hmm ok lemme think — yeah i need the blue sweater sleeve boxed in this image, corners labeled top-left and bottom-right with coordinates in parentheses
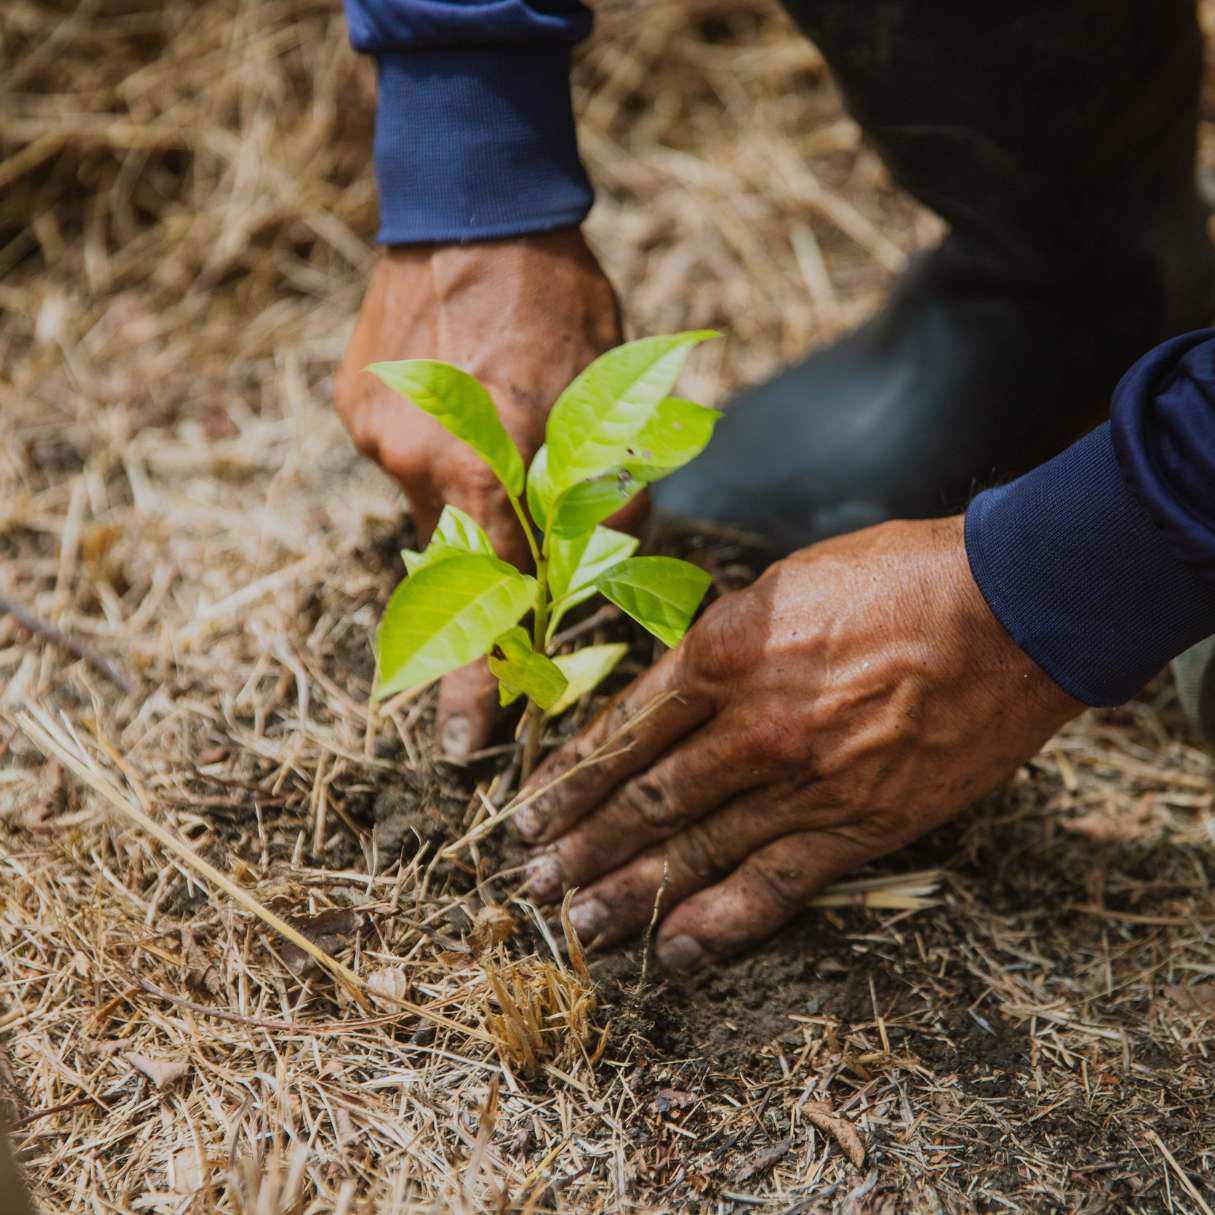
top-left (343, 1), bottom-right (594, 244)
top-left (965, 331), bottom-right (1215, 706)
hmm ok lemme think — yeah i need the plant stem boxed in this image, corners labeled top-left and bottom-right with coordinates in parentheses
top-left (506, 494), bottom-right (541, 570)
top-left (520, 532), bottom-right (552, 783)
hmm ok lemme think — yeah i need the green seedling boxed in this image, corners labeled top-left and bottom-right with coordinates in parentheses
top-left (368, 331), bottom-right (721, 777)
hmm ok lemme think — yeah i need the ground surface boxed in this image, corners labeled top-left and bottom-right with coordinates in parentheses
top-left (2, 1), bottom-right (1215, 1212)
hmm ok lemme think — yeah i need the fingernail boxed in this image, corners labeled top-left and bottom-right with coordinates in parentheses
top-left (569, 898), bottom-right (609, 941)
top-left (512, 796), bottom-right (550, 842)
top-left (657, 934), bottom-right (705, 973)
top-left (525, 851), bottom-right (564, 900)
top-left (440, 714), bottom-right (471, 759)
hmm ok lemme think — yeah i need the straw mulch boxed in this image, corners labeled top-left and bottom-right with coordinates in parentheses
top-left (2, 1), bottom-right (1214, 1211)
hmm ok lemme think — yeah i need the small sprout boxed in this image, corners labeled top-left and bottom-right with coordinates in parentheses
top-left (367, 332), bottom-right (721, 778)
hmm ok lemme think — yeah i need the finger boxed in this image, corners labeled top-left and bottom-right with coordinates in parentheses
top-left (514, 648), bottom-right (714, 844)
top-left (654, 830), bottom-right (871, 972)
top-left (436, 659), bottom-right (500, 760)
top-left (561, 784), bottom-right (804, 945)
top-left (406, 483), bottom-right (443, 548)
top-left (524, 716), bottom-right (760, 900)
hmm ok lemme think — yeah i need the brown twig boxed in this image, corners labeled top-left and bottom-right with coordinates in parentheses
top-left (0, 593), bottom-right (131, 693)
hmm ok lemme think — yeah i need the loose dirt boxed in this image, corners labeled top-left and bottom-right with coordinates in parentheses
top-left (2, 1), bottom-right (1214, 1211)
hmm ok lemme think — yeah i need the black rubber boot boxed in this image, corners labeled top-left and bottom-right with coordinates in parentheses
top-left (653, 0), bottom-right (1215, 553)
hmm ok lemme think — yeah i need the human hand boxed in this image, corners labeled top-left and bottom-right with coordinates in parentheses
top-left (336, 229), bottom-right (623, 756)
top-left (516, 516), bottom-right (1082, 970)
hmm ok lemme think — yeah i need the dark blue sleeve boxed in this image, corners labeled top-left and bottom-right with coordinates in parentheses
top-left (343, 1), bottom-right (594, 244)
top-left (965, 331), bottom-right (1215, 706)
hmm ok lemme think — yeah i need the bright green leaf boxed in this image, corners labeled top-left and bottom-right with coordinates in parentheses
top-left (543, 397), bottom-right (721, 540)
top-left (400, 504), bottom-right (496, 576)
top-left (401, 542), bottom-right (462, 577)
top-left (375, 554), bottom-right (536, 700)
top-left (545, 331), bottom-right (718, 498)
top-left (526, 443), bottom-right (552, 530)
top-left (432, 504), bottom-right (495, 556)
top-left (367, 359), bottom-right (524, 496)
top-left (548, 470), bottom-right (644, 540)
top-left (625, 397), bottom-right (722, 479)
top-left (547, 644), bottom-right (628, 716)
top-left (593, 556), bottom-right (712, 649)
top-left (549, 526), bottom-right (638, 602)
top-left (487, 626), bottom-right (568, 711)
top-left (547, 526), bottom-right (638, 641)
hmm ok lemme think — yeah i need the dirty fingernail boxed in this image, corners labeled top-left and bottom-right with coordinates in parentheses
top-left (569, 898), bottom-right (609, 941)
top-left (440, 715), bottom-right (471, 759)
top-left (512, 797), bottom-right (550, 841)
top-left (657, 934), bottom-right (705, 973)
top-left (525, 852), bottom-right (564, 900)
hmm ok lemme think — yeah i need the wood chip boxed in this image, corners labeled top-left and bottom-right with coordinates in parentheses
top-left (126, 1053), bottom-right (189, 1090)
top-left (802, 1100), bottom-right (865, 1168)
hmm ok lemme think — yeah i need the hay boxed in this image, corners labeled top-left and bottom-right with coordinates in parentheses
top-left (1, 0), bottom-right (1214, 1211)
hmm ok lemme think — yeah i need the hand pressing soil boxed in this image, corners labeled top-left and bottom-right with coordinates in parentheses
top-left (516, 515), bottom-right (1082, 969)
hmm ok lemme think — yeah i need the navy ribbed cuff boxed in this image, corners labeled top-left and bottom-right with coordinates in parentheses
top-left (373, 46), bottom-right (593, 245)
top-left (965, 422), bottom-right (1215, 706)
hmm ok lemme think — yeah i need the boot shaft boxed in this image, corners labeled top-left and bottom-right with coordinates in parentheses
top-left (780, 0), bottom-right (1209, 311)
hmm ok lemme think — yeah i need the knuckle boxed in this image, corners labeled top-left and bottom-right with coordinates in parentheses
top-left (381, 454), bottom-right (431, 501)
top-left (614, 774), bottom-right (679, 830)
top-left (688, 597), bottom-right (753, 685)
top-left (750, 854), bottom-right (808, 912)
top-left (447, 455), bottom-right (507, 504)
top-left (755, 716), bottom-right (812, 769)
top-left (673, 822), bottom-right (731, 884)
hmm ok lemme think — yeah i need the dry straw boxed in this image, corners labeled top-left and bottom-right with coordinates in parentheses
top-left (1, 0), bottom-right (1214, 1210)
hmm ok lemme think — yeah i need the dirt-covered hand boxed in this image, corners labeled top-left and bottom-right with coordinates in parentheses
top-left (516, 516), bottom-right (1083, 970)
top-left (335, 229), bottom-right (622, 757)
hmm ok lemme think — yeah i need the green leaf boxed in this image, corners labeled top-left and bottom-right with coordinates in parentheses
top-left (593, 556), bottom-right (712, 649)
top-left (400, 504), bottom-right (496, 575)
top-left (542, 397), bottom-right (721, 541)
top-left (549, 526), bottom-right (639, 602)
top-left (401, 542), bottom-right (460, 577)
top-left (547, 526), bottom-right (638, 640)
top-left (487, 626), bottom-right (568, 711)
top-left (547, 644), bottom-right (628, 716)
top-left (625, 397), bottom-right (722, 479)
top-left (526, 443), bottom-right (552, 531)
top-left (548, 470), bottom-right (644, 540)
top-left (545, 331), bottom-right (717, 498)
top-left (375, 554), bottom-right (536, 700)
top-left (367, 359), bottom-right (525, 496)
top-left (432, 504), bottom-right (495, 556)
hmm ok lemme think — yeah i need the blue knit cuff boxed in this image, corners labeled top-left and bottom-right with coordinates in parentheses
top-left (374, 46), bottom-right (593, 245)
top-left (965, 422), bottom-right (1215, 706)
top-left (1110, 329), bottom-right (1215, 581)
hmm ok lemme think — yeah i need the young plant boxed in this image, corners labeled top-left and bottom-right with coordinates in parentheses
top-left (368, 331), bottom-right (721, 778)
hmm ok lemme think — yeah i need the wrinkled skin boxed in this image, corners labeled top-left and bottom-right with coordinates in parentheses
top-left (335, 229), bottom-right (623, 756)
top-left (516, 516), bottom-right (1083, 970)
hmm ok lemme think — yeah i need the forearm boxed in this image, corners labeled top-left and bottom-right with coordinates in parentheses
top-left (343, 1), bottom-right (594, 244)
top-left (965, 330), bottom-right (1215, 706)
